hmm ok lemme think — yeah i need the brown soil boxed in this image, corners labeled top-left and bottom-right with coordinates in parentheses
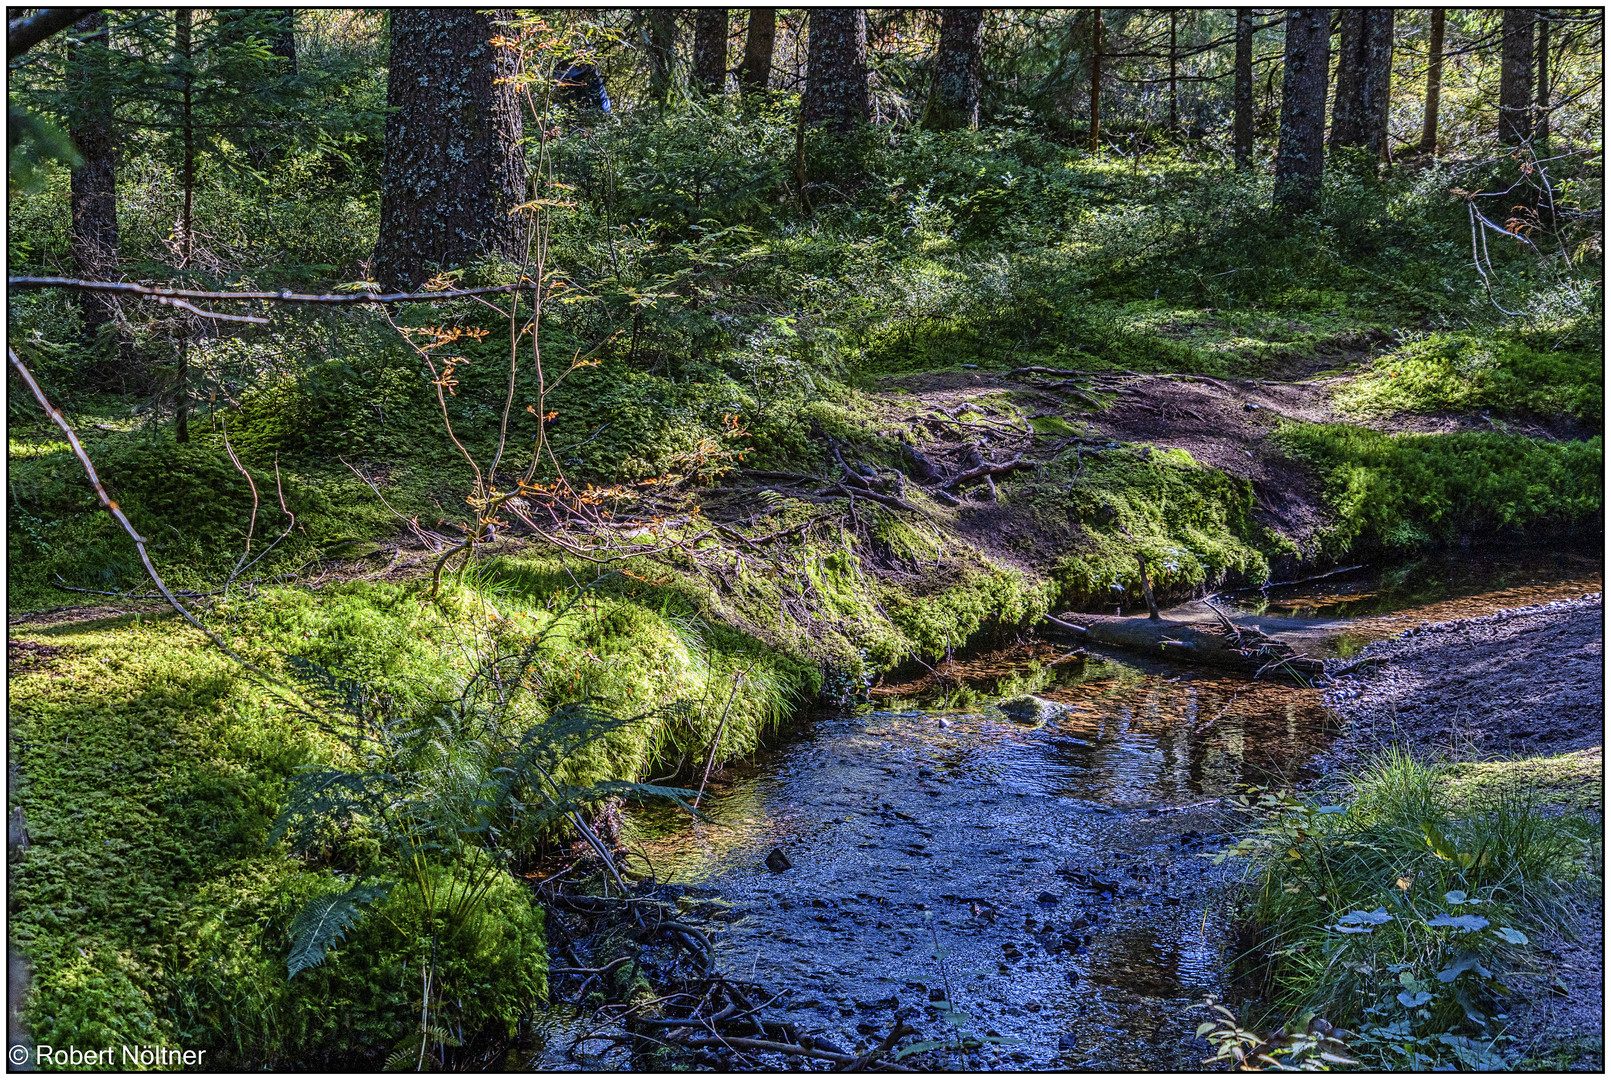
top-left (871, 367), bottom-right (1573, 582)
top-left (6, 639), bottom-right (70, 672)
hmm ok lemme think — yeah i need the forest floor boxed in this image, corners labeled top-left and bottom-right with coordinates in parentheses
top-left (1319, 593), bottom-right (1604, 1070)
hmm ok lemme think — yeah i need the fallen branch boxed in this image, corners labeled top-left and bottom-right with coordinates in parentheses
top-left (670, 1033), bottom-right (916, 1071)
top-left (830, 483), bottom-right (922, 514)
top-left (1041, 613), bottom-right (1092, 635)
top-left (942, 453), bottom-right (1027, 490)
top-left (8, 275), bottom-right (538, 307)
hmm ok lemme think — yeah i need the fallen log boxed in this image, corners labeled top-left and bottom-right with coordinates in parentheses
top-left (1040, 612), bottom-right (1326, 679)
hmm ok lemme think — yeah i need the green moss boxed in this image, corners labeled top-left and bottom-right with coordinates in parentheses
top-left (877, 554), bottom-right (1054, 660)
top-left (1443, 749), bottom-right (1603, 814)
top-left (1337, 329), bottom-right (1602, 423)
top-left (1274, 423), bottom-right (1602, 556)
top-left (1014, 443), bottom-right (1271, 607)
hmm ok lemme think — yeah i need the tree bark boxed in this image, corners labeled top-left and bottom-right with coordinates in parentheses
top-left (645, 8), bottom-right (679, 104)
top-left (1330, 9), bottom-right (1365, 150)
top-left (1233, 8), bottom-right (1254, 167)
top-left (1274, 8), bottom-right (1330, 215)
top-left (1498, 8), bottom-right (1535, 145)
top-left (66, 10), bottom-right (120, 336)
top-left (1087, 10), bottom-right (1102, 153)
top-left (739, 8), bottom-right (775, 92)
top-left (1332, 9), bottom-right (1401, 158)
top-left (1043, 613), bottom-right (1326, 679)
top-left (370, 9), bottom-right (526, 292)
top-left (1362, 9), bottom-right (1394, 160)
top-left (693, 8), bottom-right (728, 93)
top-left (801, 8), bottom-right (868, 134)
top-left (1168, 9), bottom-right (1179, 133)
top-left (1534, 10), bottom-right (1550, 151)
top-left (175, 8), bottom-right (194, 442)
top-left (921, 7), bottom-right (983, 130)
top-left (1420, 8), bottom-right (1444, 152)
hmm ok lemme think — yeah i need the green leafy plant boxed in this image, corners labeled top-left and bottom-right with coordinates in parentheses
top-left (1216, 750), bottom-right (1599, 1070)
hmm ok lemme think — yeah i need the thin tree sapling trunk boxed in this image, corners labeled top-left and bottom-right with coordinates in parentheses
top-left (1088, 10), bottom-right (1102, 153)
top-left (1420, 8), bottom-right (1444, 152)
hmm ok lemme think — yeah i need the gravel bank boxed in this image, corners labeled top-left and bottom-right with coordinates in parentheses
top-left (1317, 593), bottom-right (1603, 770)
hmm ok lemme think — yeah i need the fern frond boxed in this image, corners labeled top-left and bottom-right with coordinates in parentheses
top-left (286, 880), bottom-right (392, 979)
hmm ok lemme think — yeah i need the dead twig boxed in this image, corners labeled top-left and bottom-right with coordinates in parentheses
top-left (9, 346), bottom-right (266, 677)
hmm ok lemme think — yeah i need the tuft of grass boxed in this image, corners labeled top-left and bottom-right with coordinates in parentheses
top-left (1225, 748), bottom-right (1600, 1069)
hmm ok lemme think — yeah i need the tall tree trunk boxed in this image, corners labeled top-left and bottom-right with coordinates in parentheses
top-left (1420, 8), bottom-right (1444, 152)
top-left (1330, 8), bottom-right (1365, 150)
top-left (1331, 8), bottom-right (1390, 158)
top-left (371, 9), bottom-right (526, 292)
top-left (177, 9), bottom-right (194, 270)
top-left (1088, 10), bottom-right (1102, 153)
top-left (1233, 8), bottom-right (1254, 167)
top-left (740, 8), bottom-right (775, 92)
top-left (1168, 9), bottom-right (1178, 133)
top-left (1274, 8), bottom-right (1330, 215)
top-left (175, 8), bottom-right (194, 442)
top-left (921, 7), bottom-right (983, 130)
top-left (645, 8), bottom-right (679, 104)
top-left (1363, 9), bottom-right (1394, 160)
top-left (801, 8), bottom-right (868, 133)
top-left (693, 8), bottom-right (728, 93)
top-left (1498, 8), bottom-right (1535, 145)
top-left (1534, 11), bottom-right (1550, 151)
top-left (67, 10), bottom-right (120, 336)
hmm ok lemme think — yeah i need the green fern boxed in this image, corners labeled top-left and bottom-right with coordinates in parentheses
top-left (286, 880), bottom-right (393, 979)
top-left (383, 1025), bottom-right (459, 1071)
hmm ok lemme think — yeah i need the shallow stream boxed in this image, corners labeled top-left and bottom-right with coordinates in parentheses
top-left (535, 548), bottom-right (1600, 1070)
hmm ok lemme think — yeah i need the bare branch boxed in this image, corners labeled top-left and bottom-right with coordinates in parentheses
top-left (8, 346), bottom-right (267, 676)
top-left (7, 276), bottom-right (538, 307)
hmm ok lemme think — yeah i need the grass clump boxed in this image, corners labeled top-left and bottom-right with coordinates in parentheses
top-left (1226, 749), bottom-right (1601, 1070)
top-left (1274, 424), bottom-right (1602, 555)
top-left (1337, 329), bottom-right (1603, 423)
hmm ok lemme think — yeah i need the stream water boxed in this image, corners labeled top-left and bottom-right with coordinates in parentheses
top-left (532, 548), bottom-right (1600, 1070)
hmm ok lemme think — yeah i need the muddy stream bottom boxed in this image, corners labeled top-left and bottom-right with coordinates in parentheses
top-left (528, 552), bottom-right (1599, 1070)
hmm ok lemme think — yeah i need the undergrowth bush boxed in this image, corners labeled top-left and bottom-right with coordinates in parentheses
top-left (1337, 328), bottom-right (1603, 423)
